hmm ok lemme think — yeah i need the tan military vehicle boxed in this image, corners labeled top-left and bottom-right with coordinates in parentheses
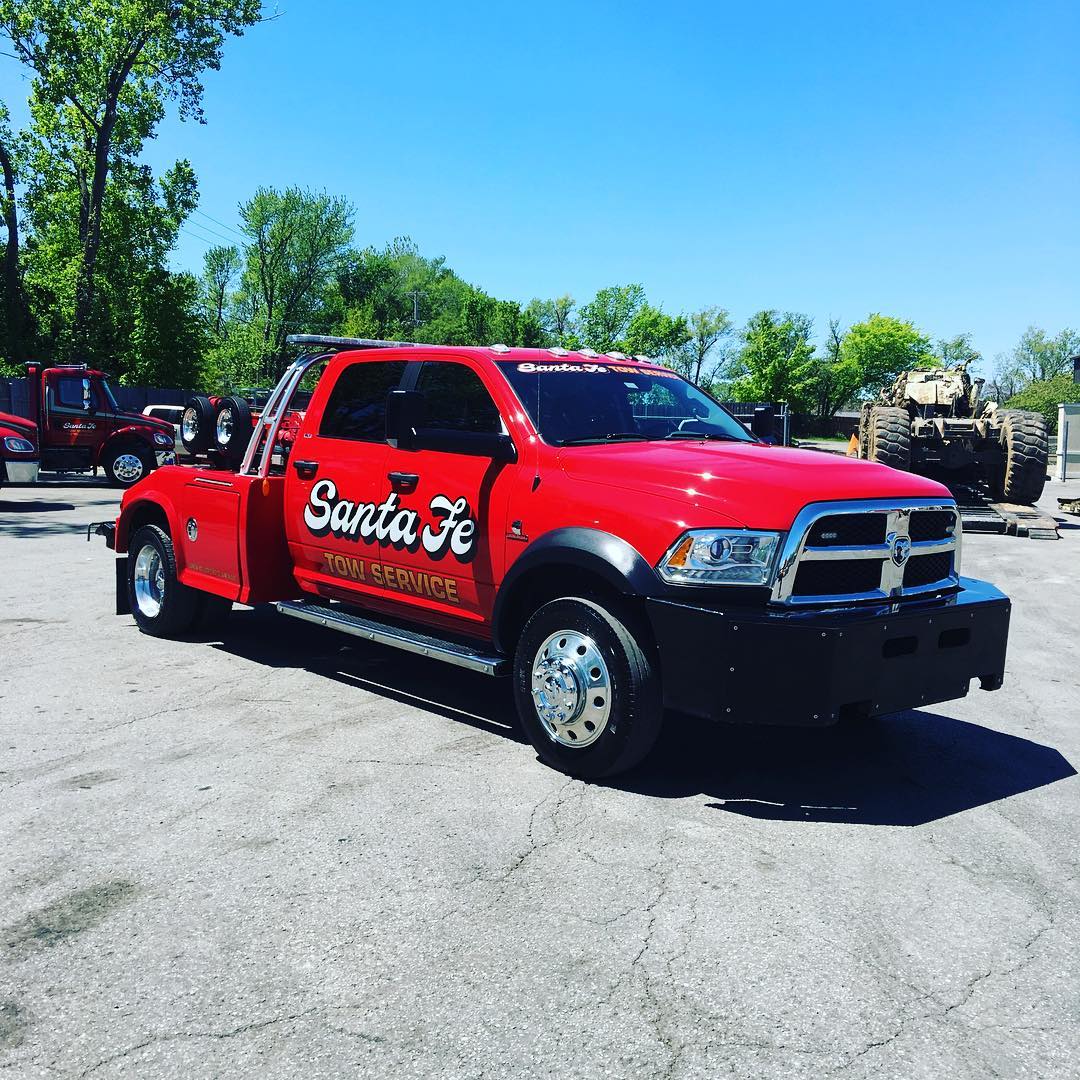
top-left (857, 362), bottom-right (1048, 504)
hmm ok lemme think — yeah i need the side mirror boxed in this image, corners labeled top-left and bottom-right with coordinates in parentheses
top-left (750, 406), bottom-right (774, 442)
top-left (413, 429), bottom-right (517, 461)
top-left (385, 389), bottom-right (425, 450)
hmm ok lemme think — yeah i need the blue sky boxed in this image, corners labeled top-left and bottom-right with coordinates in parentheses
top-left (2, 1), bottom-right (1077, 368)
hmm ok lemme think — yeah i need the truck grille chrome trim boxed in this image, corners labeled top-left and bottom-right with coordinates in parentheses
top-left (770, 499), bottom-right (961, 605)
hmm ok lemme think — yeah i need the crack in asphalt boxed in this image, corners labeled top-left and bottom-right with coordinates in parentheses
top-left (75, 1009), bottom-right (385, 1076)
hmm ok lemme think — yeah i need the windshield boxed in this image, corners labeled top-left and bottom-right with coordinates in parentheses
top-left (498, 361), bottom-right (753, 446)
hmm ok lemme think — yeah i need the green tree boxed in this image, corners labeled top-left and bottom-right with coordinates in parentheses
top-left (236, 186), bottom-right (354, 377)
top-left (577, 284), bottom-right (645, 352)
top-left (935, 332), bottom-right (980, 368)
top-left (993, 326), bottom-right (1080, 399)
top-left (729, 311), bottom-right (817, 408)
top-left (667, 306), bottom-right (732, 388)
top-left (526, 294), bottom-right (575, 345)
top-left (1006, 374), bottom-right (1080, 432)
top-left (202, 244), bottom-right (241, 337)
top-left (0, 0), bottom-right (262, 359)
top-left (623, 303), bottom-right (690, 359)
top-left (839, 313), bottom-right (935, 399)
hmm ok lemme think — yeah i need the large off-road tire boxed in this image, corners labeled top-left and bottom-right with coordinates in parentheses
top-left (513, 596), bottom-right (663, 779)
top-left (104, 444), bottom-right (154, 488)
top-left (213, 395), bottom-right (253, 468)
top-left (180, 395), bottom-right (215, 454)
top-left (990, 410), bottom-right (1048, 505)
top-left (127, 525), bottom-right (204, 638)
top-left (868, 406), bottom-right (912, 470)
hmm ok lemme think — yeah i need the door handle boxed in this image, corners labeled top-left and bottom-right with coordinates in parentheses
top-left (293, 459), bottom-right (318, 480)
top-left (388, 471), bottom-right (420, 489)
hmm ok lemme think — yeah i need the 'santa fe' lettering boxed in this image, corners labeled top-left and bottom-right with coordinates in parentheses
top-left (304, 479), bottom-right (477, 562)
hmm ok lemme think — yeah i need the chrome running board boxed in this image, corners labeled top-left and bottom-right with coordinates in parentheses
top-left (276, 599), bottom-right (509, 676)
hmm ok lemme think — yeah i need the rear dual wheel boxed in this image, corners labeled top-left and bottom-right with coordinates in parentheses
top-left (513, 597), bottom-right (663, 779)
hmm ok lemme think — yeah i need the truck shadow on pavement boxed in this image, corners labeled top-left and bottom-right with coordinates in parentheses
top-left (212, 607), bottom-right (1075, 827)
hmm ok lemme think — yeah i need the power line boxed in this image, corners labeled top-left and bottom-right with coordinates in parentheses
top-left (192, 208), bottom-right (246, 241)
top-left (182, 216), bottom-right (240, 246)
top-left (180, 225), bottom-right (222, 249)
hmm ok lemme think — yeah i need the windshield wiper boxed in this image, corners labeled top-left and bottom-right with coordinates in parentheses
top-left (560, 432), bottom-right (650, 446)
top-left (664, 431), bottom-right (747, 442)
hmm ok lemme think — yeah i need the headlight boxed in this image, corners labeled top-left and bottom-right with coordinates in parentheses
top-left (153, 431), bottom-right (173, 447)
top-left (2, 436), bottom-right (35, 454)
top-left (658, 529), bottom-right (781, 585)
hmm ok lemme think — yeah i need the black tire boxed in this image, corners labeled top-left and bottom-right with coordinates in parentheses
top-left (104, 444), bottom-right (154, 488)
top-left (127, 525), bottom-right (203, 638)
top-left (213, 395), bottom-right (253, 468)
top-left (181, 395), bottom-right (215, 454)
top-left (513, 596), bottom-right (663, 779)
top-left (868, 406), bottom-right (911, 470)
top-left (991, 409), bottom-right (1048, 504)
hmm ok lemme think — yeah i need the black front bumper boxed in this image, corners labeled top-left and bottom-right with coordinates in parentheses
top-left (646, 576), bottom-right (1010, 726)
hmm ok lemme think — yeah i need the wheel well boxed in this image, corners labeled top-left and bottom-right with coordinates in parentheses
top-left (122, 501), bottom-right (170, 551)
top-left (494, 564), bottom-right (643, 655)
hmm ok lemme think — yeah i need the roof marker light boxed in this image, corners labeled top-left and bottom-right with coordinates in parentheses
top-left (548, 347), bottom-right (570, 356)
top-left (579, 348), bottom-right (600, 358)
top-left (491, 343), bottom-right (511, 353)
top-left (605, 351), bottom-right (628, 360)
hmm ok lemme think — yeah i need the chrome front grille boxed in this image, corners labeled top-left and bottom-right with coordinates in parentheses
top-left (771, 500), bottom-right (961, 605)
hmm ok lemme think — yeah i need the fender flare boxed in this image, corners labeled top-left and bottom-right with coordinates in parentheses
top-left (491, 527), bottom-right (661, 653)
top-left (116, 492), bottom-right (180, 554)
top-left (95, 427), bottom-right (158, 468)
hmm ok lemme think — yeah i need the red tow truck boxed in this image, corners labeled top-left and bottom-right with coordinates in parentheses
top-left (13, 362), bottom-right (176, 487)
top-left (92, 335), bottom-right (1011, 778)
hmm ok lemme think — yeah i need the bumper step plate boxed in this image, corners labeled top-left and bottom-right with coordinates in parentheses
top-left (276, 599), bottom-right (509, 676)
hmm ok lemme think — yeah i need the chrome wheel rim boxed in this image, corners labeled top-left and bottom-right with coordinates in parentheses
top-left (181, 409), bottom-right (199, 442)
top-left (531, 629), bottom-right (612, 748)
top-left (216, 410), bottom-right (233, 446)
top-left (113, 453), bottom-right (144, 483)
top-left (133, 543), bottom-right (166, 618)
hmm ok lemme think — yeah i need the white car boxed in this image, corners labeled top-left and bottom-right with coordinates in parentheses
top-left (142, 405), bottom-right (190, 456)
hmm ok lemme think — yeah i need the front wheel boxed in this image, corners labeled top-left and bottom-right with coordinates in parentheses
top-left (513, 597), bottom-right (663, 779)
top-left (104, 445), bottom-right (153, 488)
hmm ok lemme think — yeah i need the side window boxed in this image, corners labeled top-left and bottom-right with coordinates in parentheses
top-left (320, 361), bottom-right (407, 441)
top-left (416, 362), bottom-right (502, 434)
top-left (56, 377), bottom-right (91, 411)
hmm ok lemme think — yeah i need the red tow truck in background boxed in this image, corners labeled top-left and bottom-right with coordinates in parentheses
top-left (91, 335), bottom-right (1011, 778)
top-left (6, 362), bottom-right (176, 487)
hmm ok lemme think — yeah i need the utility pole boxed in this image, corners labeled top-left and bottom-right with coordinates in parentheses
top-left (409, 290), bottom-right (422, 327)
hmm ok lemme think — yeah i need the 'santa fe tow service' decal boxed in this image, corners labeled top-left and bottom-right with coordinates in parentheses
top-left (304, 479), bottom-right (477, 562)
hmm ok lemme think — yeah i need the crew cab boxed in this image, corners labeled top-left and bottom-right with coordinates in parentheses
top-left (16, 362), bottom-right (176, 487)
top-left (92, 335), bottom-right (1011, 778)
top-left (0, 409), bottom-right (39, 488)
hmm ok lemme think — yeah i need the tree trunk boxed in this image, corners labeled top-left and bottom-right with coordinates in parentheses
top-left (0, 134), bottom-right (32, 366)
top-left (70, 106), bottom-right (118, 360)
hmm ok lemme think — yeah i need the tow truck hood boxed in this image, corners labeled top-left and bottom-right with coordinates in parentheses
top-left (114, 409), bottom-right (173, 434)
top-left (557, 441), bottom-right (951, 530)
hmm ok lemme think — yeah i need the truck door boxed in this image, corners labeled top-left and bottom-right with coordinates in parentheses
top-left (380, 358), bottom-right (519, 628)
top-left (43, 372), bottom-right (102, 452)
top-left (285, 358), bottom-right (408, 598)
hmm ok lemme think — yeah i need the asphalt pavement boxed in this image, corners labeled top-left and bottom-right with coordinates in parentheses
top-left (1, 477), bottom-right (1078, 1079)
